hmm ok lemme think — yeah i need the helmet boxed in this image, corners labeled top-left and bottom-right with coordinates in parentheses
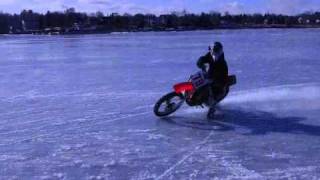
top-left (213, 42), bottom-right (223, 53)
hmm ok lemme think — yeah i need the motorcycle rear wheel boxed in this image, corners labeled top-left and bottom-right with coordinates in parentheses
top-left (154, 92), bottom-right (185, 117)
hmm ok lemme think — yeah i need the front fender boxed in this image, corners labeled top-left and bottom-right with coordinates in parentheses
top-left (173, 82), bottom-right (194, 94)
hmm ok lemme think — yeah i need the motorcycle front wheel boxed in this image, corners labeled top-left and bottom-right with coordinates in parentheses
top-left (154, 92), bottom-right (185, 117)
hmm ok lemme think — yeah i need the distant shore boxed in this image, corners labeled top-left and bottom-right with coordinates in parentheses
top-left (1, 9), bottom-right (320, 35)
top-left (6, 24), bottom-right (320, 36)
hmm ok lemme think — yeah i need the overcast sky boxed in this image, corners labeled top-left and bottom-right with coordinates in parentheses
top-left (0, 0), bottom-right (320, 15)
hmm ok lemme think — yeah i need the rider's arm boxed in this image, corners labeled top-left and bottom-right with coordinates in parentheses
top-left (197, 53), bottom-right (210, 71)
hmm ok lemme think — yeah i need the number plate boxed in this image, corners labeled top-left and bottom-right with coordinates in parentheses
top-left (190, 72), bottom-right (207, 89)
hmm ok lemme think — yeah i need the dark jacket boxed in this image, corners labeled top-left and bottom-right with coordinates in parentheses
top-left (197, 52), bottom-right (228, 85)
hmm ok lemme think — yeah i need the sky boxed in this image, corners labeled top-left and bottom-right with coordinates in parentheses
top-left (0, 0), bottom-right (320, 15)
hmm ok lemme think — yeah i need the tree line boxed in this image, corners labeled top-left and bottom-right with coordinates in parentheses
top-left (1, 8), bottom-right (320, 34)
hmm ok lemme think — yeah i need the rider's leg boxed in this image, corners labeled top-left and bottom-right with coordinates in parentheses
top-left (208, 86), bottom-right (217, 107)
top-left (207, 85), bottom-right (217, 119)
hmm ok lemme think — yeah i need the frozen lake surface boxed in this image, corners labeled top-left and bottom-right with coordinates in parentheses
top-left (0, 29), bottom-right (320, 179)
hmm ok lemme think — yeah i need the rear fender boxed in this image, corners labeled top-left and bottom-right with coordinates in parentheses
top-left (227, 75), bottom-right (237, 86)
top-left (173, 82), bottom-right (194, 94)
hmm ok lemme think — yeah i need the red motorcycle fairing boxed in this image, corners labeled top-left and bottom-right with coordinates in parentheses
top-left (173, 82), bottom-right (195, 94)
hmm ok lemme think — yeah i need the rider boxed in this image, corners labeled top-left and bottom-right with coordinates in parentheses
top-left (197, 42), bottom-right (229, 117)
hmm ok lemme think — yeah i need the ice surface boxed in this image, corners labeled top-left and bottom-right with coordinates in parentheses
top-left (0, 29), bottom-right (320, 179)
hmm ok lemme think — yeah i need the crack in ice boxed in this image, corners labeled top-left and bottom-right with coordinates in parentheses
top-left (155, 131), bottom-right (215, 180)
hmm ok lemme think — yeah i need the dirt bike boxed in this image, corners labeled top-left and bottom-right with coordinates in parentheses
top-left (153, 71), bottom-right (236, 117)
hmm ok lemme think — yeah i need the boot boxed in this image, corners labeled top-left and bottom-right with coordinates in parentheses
top-left (207, 106), bottom-right (216, 119)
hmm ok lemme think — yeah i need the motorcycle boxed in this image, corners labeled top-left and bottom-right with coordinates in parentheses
top-left (153, 71), bottom-right (236, 117)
